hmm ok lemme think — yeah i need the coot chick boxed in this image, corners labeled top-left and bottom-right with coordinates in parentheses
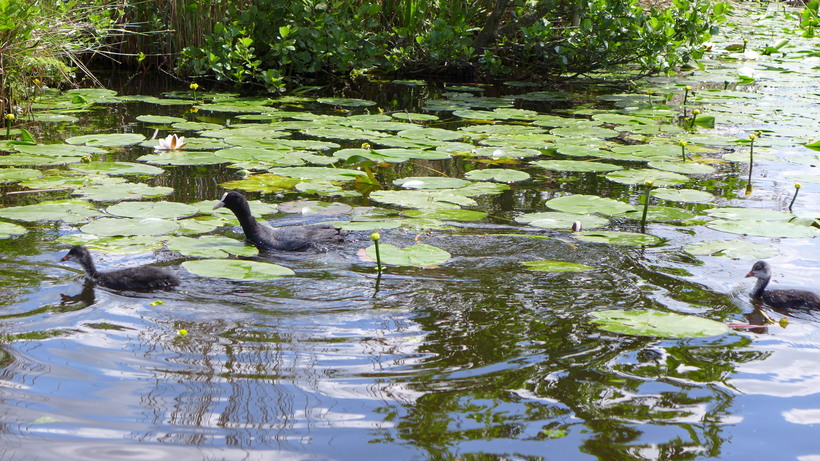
top-left (213, 191), bottom-right (347, 252)
top-left (61, 245), bottom-right (180, 291)
top-left (746, 260), bottom-right (820, 309)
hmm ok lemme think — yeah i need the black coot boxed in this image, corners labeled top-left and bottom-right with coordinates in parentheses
top-left (213, 191), bottom-right (347, 252)
top-left (746, 260), bottom-right (820, 309)
top-left (61, 245), bottom-right (180, 291)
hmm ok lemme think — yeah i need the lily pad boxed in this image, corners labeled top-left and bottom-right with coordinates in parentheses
top-left (683, 240), bottom-right (778, 259)
top-left (403, 208), bottom-right (488, 221)
top-left (317, 97), bottom-right (377, 107)
top-left (521, 260), bottom-right (594, 272)
top-left (105, 201), bottom-right (200, 219)
top-left (277, 200), bottom-right (353, 215)
top-left (574, 230), bottom-right (663, 246)
top-left (71, 162), bottom-right (165, 176)
top-left (269, 167), bottom-right (365, 182)
top-left (532, 160), bottom-right (623, 173)
top-left (166, 235), bottom-right (259, 258)
top-left (605, 169), bottom-right (690, 186)
top-left (647, 160), bottom-right (716, 175)
top-left (0, 221), bottom-right (28, 238)
top-left (651, 188), bottom-right (714, 203)
top-left (707, 219), bottom-right (820, 238)
top-left (221, 174), bottom-right (301, 193)
top-left (73, 183), bottom-right (174, 201)
top-left (705, 207), bottom-right (794, 221)
top-left (80, 217), bottom-right (179, 236)
top-left (369, 190), bottom-right (476, 209)
top-left (394, 177), bottom-right (471, 189)
top-left (0, 199), bottom-right (101, 223)
top-left (589, 309), bottom-right (729, 338)
top-left (0, 168), bottom-right (41, 183)
top-left (464, 169), bottom-right (531, 183)
top-left (515, 212), bottom-right (609, 230)
top-left (182, 259), bottom-right (295, 280)
top-left (64, 133), bottom-right (146, 147)
top-left (136, 115), bottom-right (187, 124)
top-left (364, 243), bottom-right (451, 266)
top-left (546, 195), bottom-right (636, 215)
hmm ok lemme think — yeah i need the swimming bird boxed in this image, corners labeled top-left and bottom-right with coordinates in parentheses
top-left (746, 260), bottom-right (820, 309)
top-left (61, 245), bottom-right (180, 291)
top-left (213, 191), bottom-right (347, 252)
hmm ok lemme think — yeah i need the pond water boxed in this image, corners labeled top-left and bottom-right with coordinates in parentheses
top-left (1, 4), bottom-right (820, 460)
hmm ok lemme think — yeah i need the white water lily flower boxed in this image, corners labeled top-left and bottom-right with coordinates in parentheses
top-left (155, 134), bottom-right (186, 151)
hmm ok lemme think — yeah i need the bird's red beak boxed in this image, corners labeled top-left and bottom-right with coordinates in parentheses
top-left (745, 271), bottom-right (753, 278)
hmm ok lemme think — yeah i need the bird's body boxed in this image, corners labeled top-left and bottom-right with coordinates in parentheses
top-left (213, 191), bottom-right (347, 252)
top-left (61, 245), bottom-right (180, 291)
top-left (746, 260), bottom-right (820, 309)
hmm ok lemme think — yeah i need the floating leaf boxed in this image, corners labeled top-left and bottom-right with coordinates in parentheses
top-left (403, 208), bottom-right (488, 221)
top-left (532, 160), bottom-right (623, 173)
top-left (71, 162), bottom-right (164, 176)
top-left (317, 97), bottom-right (376, 107)
top-left (106, 201), bottom-right (200, 219)
top-left (135, 115), bottom-right (187, 124)
top-left (364, 243), bottom-right (450, 266)
top-left (57, 234), bottom-right (167, 254)
top-left (515, 212), bottom-right (609, 230)
top-left (651, 188), bottom-right (714, 203)
top-left (546, 195), bottom-right (635, 215)
top-left (277, 200), bottom-right (353, 215)
top-left (182, 259), bottom-right (295, 280)
top-left (269, 167), bottom-right (365, 182)
top-left (574, 230), bottom-right (663, 246)
top-left (683, 240), bottom-right (778, 259)
top-left (73, 183), bottom-right (174, 201)
top-left (166, 235), bottom-right (258, 258)
top-left (221, 174), bottom-right (301, 193)
top-left (590, 309), bottom-right (729, 338)
top-left (705, 207), bottom-right (794, 221)
top-left (394, 177), bottom-right (471, 189)
top-left (647, 160), bottom-right (715, 175)
top-left (707, 219), bottom-right (820, 238)
top-left (0, 168), bottom-right (41, 183)
top-left (0, 199), bottom-right (101, 223)
top-left (80, 217), bottom-right (179, 236)
top-left (522, 260), bottom-right (594, 272)
top-left (0, 221), bottom-right (27, 238)
top-left (605, 169), bottom-right (689, 186)
top-left (137, 151), bottom-right (227, 166)
top-left (464, 169), bottom-right (530, 183)
top-left (64, 133), bottom-right (146, 147)
top-left (369, 190), bottom-right (476, 209)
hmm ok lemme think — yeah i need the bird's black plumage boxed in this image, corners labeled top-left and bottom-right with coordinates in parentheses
top-left (213, 191), bottom-right (347, 252)
top-left (61, 245), bottom-right (179, 291)
top-left (746, 260), bottom-right (820, 309)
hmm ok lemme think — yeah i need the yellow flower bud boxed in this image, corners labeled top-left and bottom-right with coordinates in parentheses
top-left (685, 85), bottom-right (692, 91)
top-left (795, 183), bottom-right (802, 189)
top-left (749, 134), bottom-right (757, 141)
top-left (370, 232), bottom-right (380, 242)
top-left (644, 180), bottom-right (654, 187)
top-left (692, 109), bottom-right (701, 115)
top-left (4, 113), bottom-right (15, 121)
top-left (678, 140), bottom-right (687, 147)
top-left (189, 83), bottom-right (199, 91)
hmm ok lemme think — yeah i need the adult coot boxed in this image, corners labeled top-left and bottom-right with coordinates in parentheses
top-left (61, 245), bottom-right (180, 291)
top-left (213, 191), bottom-right (347, 252)
top-left (746, 260), bottom-right (820, 309)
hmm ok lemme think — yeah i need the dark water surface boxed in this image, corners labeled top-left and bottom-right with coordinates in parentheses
top-left (2, 5), bottom-right (820, 460)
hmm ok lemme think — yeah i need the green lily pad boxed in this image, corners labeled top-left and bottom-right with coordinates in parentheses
top-left (166, 235), bottom-right (259, 258)
top-left (56, 234), bottom-right (167, 254)
top-left (269, 167), bottom-right (365, 182)
top-left (73, 183), bottom-right (174, 201)
top-left (365, 243), bottom-right (450, 266)
top-left (515, 212), bottom-right (609, 230)
top-left (546, 195), bottom-right (636, 215)
top-left (136, 115), bottom-right (187, 124)
top-left (14, 144), bottom-right (105, 157)
top-left (683, 240), bottom-right (778, 259)
top-left (647, 160), bottom-right (716, 175)
top-left (71, 162), bottom-right (165, 176)
top-left (394, 177), bottom-right (471, 189)
top-left (392, 112), bottom-right (439, 121)
top-left (589, 309), bottom-right (729, 338)
top-left (106, 201), bottom-right (200, 219)
top-left (521, 260), bottom-right (594, 272)
top-left (221, 174), bottom-right (301, 193)
top-left (317, 97), bottom-right (377, 107)
top-left (464, 169), bottom-right (530, 183)
top-left (277, 200), bottom-right (353, 215)
top-left (532, 160), bottom-right (623, 173)
top-left (369, 190), bottom-right (476, 209)
top-left (0, 221), bottom-right (27, 238)
top-left (705, 207), bottom-right (794, 221)
top-left (0, 199), bottom-right (101, 223)
top-left (605, 169), bottom-right (689, 186)
top-left (64, 133), bottom-right (146, 147)
top-left (80, 217), bottom-right (179, 236)
top-left (137, 151), bottom-right (228, 166)
top-left (0, 168), bottom-right (41, 183)
top-left (403, 208), bottom-right (488, 221)
top-left (651, 188), bottom-right (714, 203)
top-left (617, 206), bottom-right (696, 222)
top-left (707, 219), bottom-right (820, 238)
top-left (182, 259), bottom-right (295, 280)
top-left (574, 230), bottom-right (663, 246)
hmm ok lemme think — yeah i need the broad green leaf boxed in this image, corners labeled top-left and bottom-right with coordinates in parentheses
top-left (683, 240), bottom-right (778, 259)
top-left (394, 177), bottom-right (471, 189)
top-left (0, 221), bottom-right (27, 238)
top-left (651, 188), bottom-right (714, 203)
top-left (546, 195), bottom-right (636, 215)
top-left (515, 212), bottom-right (609, 230)
top-left (522, 260), bottom-right (594, 272)
top-left (464, 169), bottom-right (531, 183)
top-left (64, 133), bottom-right (146, 147)
top-left (182, 259), bottom-right (295, 280)
top-left (136, 115), bottom-right (187, 124)
top-left (574, 230), bottom-right (663, 246)
top-left (80, 217), bottom-right (179, 236)
top-left (71, 162), bottom-right (165, 176)
top-left (0, 199), bottom-right (101, 223)
top-left (707, 219), bottom-right (820, 238)
top-left (365, 243), bottom-right (450, 266)
top-left (605, 169), bottom-right (689, 186)
top-left (589, 309), bottom-right (729, 338)
top-left (166, 235), bottom-right (258, 258)
top-left (532, 160), bottom-right (623, 173)
top-left (0, 168), bottom-right (41, 183)
top-left (106, 201), bottom-right (200, 219)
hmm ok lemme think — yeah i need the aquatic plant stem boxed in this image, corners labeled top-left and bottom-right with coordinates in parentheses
top-left (747, 134), bottom-right (756, 194)
top-left (4, 113), bottom-right (14, 139)
top-left (371, 232), bottom-right (382, 274)
top-left (640, 180), bottom-right (653, 233)
top-left (789, 183), bottom-right (801, 212)
top-left (679, 140), bottom-right (687, 161)
top-left (683, 85), bottom-right (691, 105)
top-left (690, 109), bottom-right (700, 129)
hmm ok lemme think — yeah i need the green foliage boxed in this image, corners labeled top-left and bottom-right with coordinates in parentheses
top-left (172, 0), bottom-right (728, 85)
top-left (800, 0), bottom-right (819, 37)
